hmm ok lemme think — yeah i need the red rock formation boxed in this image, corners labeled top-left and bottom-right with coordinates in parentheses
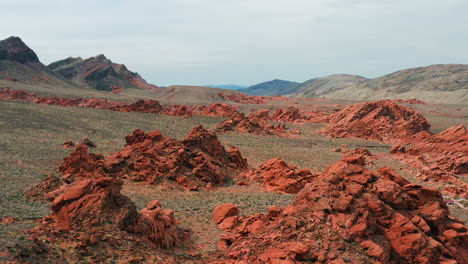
top-left (213, 203), bottom-right (240, 225)
top-left (1, 216), bottom-right (18, 225)
top-left (290, 128), bottom-right (301, 135)
top-left (166, 104), bottom-right (194, 118)
top-left (24, 175), bottom-right (62, 201)
top-left (197, 103), bottom-right (240, 117)
top-left (114, 99), bottom-right (165, 114)
top-left (218, 92), bottom-right (266, 104)
top-left (58, 145), bottom-right (105, 180)
top-left (245, 158), bottom-right (315, 194)
top-left (391, 125), bottom-right (468, 195)
top-left (62, 141), bottom-right (74, 148)
top-left (321, 100), bottom-right (431, 143)
top-left (57, 126), bottom-right (248, 190)
top-left (216, 154), bottom-right (468, 263)
top-left (215, 113), bottom-right (284, 135)
top-left (395, 98), bottom-right (427, 104)
top-left (247, 109), bottom-right (270, 121)
top-left (271, 106), bottom-right (329, 123)
top-left (31, 177), bottom-right (181, 249)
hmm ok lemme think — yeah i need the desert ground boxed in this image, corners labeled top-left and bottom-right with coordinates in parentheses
top-left (0, 83), bottom-right (467, 263)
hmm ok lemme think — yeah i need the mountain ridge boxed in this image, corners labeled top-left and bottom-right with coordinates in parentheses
top-left (239, 79), bottom-right (300, 96)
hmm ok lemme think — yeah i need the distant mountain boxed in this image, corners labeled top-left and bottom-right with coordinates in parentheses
top-left (0, 36), bottom-right (76, 87)
top-left (290, 74), bottom-right (368, 98)
top-left (239, 79), bottom-right (300, 96)
top-left (288, 65), bottom-right (468, 104)
top-left (205, 84), bottom-right (247, 90)
top-left (48, 55), bottom-right (158, 91)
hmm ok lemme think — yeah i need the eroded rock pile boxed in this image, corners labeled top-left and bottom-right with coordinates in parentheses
top-left (197, 103), bottom-right (240, 117)
top-left (26, 177), bottom-right (183, 263)
top-left (214, 154), bottom-right (468, 263)
top-left (321, 100), bottom-right (431, 142)
top-left (57, 126), bottom-right (248, 190)
top-left (218, 92), bottom-right (266, 104)
top-left (215, 113), bottom-right (287, 135)
top-left (247, 107), bottom-right (328, 124)
top-left (391, 125), bottom-right (468, 195)
top-left (244, 158), bottom-right (315, 194)
top-left (1, 88), bottom-right (249, 118)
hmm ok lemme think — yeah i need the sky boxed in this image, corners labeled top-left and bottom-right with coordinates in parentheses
top-left (2, 0), bottom-right (468, 86)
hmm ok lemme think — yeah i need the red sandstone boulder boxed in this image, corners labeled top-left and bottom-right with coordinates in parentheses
top-left (213, 203), bottom-right (240, 225)
top-left (31, 177), bottom-right (182, 249)
top-left (246, 158), bottom-right (315, 194)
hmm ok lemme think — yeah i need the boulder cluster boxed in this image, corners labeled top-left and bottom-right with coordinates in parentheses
top-left (248, 106), bottom-right (328, 124)
top-left (56, 126), bottom-right (248, 191)
top-left (32, 177), bottom-right (181, 248)
top-left (320, 99), bottom-right (467, 195)
top-left (244, 158), bottom-right (315, 194)
top-left (321, 100), bottom-right (431, 142)
top-left (390, 125), bottom-right (468, 195)
top-left (217, 91), bottom-right (267, 104)
top-left (216, 112), bottom-right (287, 135)
top-left (214, 154), bottom-right (468, 264)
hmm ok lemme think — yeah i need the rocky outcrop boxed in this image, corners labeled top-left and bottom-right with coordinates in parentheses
top-left (215, 113), bottom-right (286, 135)
top-left (30, 177), bottom-right (181, 252)
top-left (245, 158), bottom-right (315, 194)
top-left (0, 88), bottom-right (240, 118)
top-left (197, 103), bottom-right (240, 117)
top-left (321, 100), bottom-right (431, 143)
top-left (248, 107), bottom-right (328, 124)
top-left (391, 125), bottom-right (468, 195)
top-left (56, 126), bottom-right (248, 190)
top-left (395, 98), bottom-right (427, 104)
top-left (216, 154), bottom-right (468, 263)
top-left (217, 92), bottom-right (266, 104)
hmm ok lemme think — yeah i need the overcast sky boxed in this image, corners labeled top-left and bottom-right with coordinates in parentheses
top-left (2, 0), bottom-right (468, 86)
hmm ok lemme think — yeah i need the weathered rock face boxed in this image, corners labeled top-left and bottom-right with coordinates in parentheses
top-left (245, 158), bottom-right (315, 194)
top-left (213, 203), bottom-right (240, 225)
top-left (391, 125), bottom-right (468, 195)
top-left (48, 54), bottom-right (159, 91)
top-left (321, 100), bottom-right (431, 142)
top-left (197, 103), bottom-right (240, 117)
top-left (31, 177), bottom-right (181, 249)
top-left (215, 113), bottom-right (286, 135)
top-left (216, 154), bottom-right (468, 264)
top-left (0, 36), bottom-right (39, 63)
top-left (57, 126), bottom-right (248, 190)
